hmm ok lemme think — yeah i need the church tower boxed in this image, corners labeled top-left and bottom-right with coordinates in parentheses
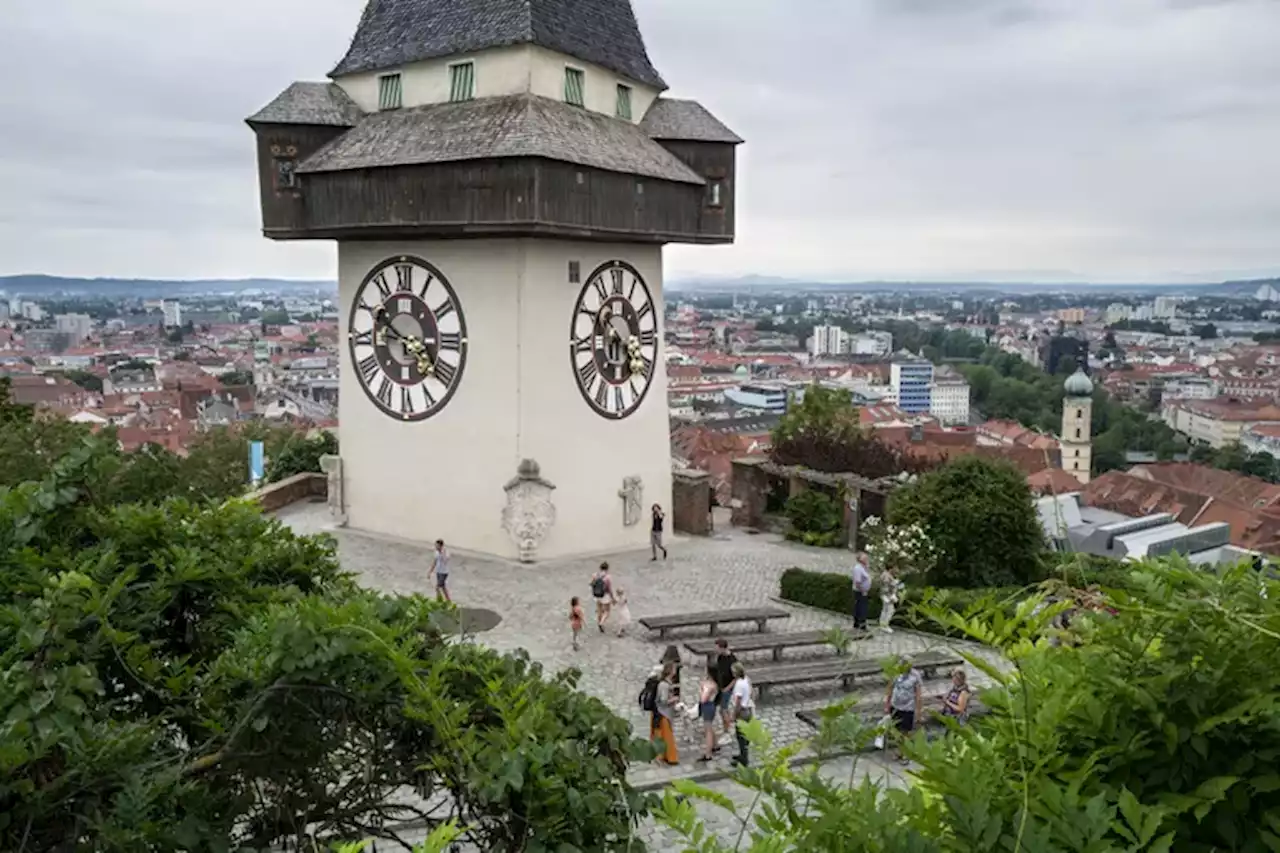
top-left (246, 0), bottom-right (742, 560)
top-left (1061, 369), bottom-right (1094, 485)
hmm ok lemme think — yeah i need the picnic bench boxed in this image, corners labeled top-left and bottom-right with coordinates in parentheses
top-left (749, 650), bottom-right (964, 700)
top-left (682, 630), bottom-right (844, 662)
top-left (638, 607), bottom-right (791, 639)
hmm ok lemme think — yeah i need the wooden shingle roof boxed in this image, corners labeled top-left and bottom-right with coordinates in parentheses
top-left (246, 82), bottom-right (364, 127)
top-left (641, 99), bottom-right (743, 144)
top-left (297, 93), bottom-right (705, 185)
top-left (330, 0), bottom-right (666, 89)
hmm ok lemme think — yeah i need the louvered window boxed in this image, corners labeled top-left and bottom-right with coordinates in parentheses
top-left (449, 62), bottom-right (475, 102)
top-left (378, 73), bottom-right (402, 110)
top-left (615, 84), bottom-right (632, 119)
top-left (564, 67), bottom-right (585, 106)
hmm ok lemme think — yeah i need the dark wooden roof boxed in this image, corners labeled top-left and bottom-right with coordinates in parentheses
top-left (329, 0), bottom-right (666, 90)
top-left (297, 93), bottom-right (704, 184)
top-left (245, 82), bottom-right (364, 127)
top-left (641, 98), bottom-right (743, 144)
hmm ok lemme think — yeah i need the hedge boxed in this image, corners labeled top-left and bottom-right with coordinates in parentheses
top-left (779, 556), bottom-right (1142, 639)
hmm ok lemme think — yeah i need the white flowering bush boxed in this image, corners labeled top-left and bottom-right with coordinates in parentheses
top-left (860, 516), bottom-right (936, 582)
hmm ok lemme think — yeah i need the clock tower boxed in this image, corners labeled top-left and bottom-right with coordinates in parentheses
top-left (246, 0), bottom-right (742, 560)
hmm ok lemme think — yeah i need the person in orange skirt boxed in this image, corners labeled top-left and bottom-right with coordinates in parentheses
top-left (649, 662), bottom-right (680, 765)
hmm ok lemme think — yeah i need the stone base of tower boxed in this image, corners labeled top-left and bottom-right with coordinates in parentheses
top-left (336, 239), bottom-right (672, 561)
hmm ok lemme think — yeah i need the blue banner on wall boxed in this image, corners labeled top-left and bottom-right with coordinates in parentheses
top-left (249, 441), bottom-right (265, 485)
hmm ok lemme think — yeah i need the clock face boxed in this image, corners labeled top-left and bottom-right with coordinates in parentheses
top-left (347, 256), bottom-right (467, 421)
top-left (569, 260), bottom-right (659, 420)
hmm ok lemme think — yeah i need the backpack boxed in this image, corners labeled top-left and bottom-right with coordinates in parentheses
top-left (638, 678), bottom-right (659, 712)
top-left (591, 575), bottom-right (607, 598)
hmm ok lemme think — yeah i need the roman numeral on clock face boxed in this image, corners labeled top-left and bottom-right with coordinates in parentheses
top-left (610, 267), bottom-right (625, 294)
top-left (578, 359), bottom-right (599, 389)
top-left (358, 354), bottom-right (379, 384)
top-left (438, 332), bottom-right (462, 352)
top-left (372, 272), bottom-right (391, 300)
top-left (400, 386), bottom-right (415, 415)
top-left (395, 263), bottom-right (414, 291)
top-left (376, 376), bottom-right (393, 407)
top-left (434, 359), bottom-right (457, 386)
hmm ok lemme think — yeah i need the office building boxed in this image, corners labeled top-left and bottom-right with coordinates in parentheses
top-left (890, 356), bottom-right (933, 415)
top-left (809, 324), bottom-right (847, 357)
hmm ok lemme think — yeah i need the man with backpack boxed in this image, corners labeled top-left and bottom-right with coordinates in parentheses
top-left (590, 562), bottom-right (614, 633)
top-left (712, 637), bottom-right (738, 738)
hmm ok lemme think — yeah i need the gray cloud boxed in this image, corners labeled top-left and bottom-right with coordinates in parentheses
top-left (1, 0), bottom-right (1278, 282)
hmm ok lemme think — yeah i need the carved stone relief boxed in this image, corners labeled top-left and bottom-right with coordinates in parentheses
top-left (501, 459), bottom-right (556, 562)
top-left (618, 475), bottom-right (643, 526)
top-left (319, 453), bottom-right (347, 526)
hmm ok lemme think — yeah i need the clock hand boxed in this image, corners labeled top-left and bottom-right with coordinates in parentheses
top-left (374, 308), bottom-right (435, 376)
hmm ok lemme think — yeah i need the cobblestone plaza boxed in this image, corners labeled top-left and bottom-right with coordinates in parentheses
top-left (277, 504), bottom-right (997, 848)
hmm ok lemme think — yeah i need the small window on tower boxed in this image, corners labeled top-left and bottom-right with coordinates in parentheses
top-left (709, 180), bottom-right (724, 208)
top-left (564, 67), bottom-right (585, 106)
top-left (274, 158), bottom-right (297, 190)
top-left (449, 61), bottom-right (475, 102)
top-left (378, 73), bottom-right (403, 110)
top-left (1075, 428), bottom-right (1081, 439)
top-left (568, 261), bottom-right (581, 283)
top-left (615, 83), bottom-right (632, 119)
top-left (1076, 407), bottom-right (1084, 419)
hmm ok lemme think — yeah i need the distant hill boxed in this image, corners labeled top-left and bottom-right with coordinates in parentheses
top-left (0, 275), bottom-right (336, 298)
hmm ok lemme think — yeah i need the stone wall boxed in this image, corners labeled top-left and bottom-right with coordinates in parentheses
top-left (247, 472), bottom-right (327, 512)
top-left (731, 457), bottom-right (770, 529)
top-left (672, 469), bottom-right (711, 536)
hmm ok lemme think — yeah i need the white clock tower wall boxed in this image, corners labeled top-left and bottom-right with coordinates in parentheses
top-left (338, 238), bottom-right (672, 560)
top-left (338, 239), bottom-right (522, 557)
top-left (517, 240), bottom-right (670, 558)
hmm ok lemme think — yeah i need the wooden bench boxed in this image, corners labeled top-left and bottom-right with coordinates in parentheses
top-left (638, 607), bottom-right (791, 639)
top-left (795, 695), bottom-right (986, 730)
top-left (682, 630), bottom-right (842, 662)
top-left (749, 650), bottom-right (963, 700)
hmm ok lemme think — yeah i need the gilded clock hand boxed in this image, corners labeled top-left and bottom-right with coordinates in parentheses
top-left (374, 307), bottom-right (435, 376)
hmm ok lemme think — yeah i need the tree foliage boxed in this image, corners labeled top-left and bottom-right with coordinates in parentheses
top-left (888, 455), bottom-right (1044, 587)
top-left (0, 435), bottom-right (649, 851)
top-left (0, 384), bottom-right (331, 502)
top-left (658, 559), bottom-right (1280, 853)
top-left (266, 429), bottom-right (339, 483)
top-left (771, 384), bottom-right (934, 479)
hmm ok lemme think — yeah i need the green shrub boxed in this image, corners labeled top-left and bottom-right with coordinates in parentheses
top-left (780, 567), bottom-right (1029, 640)
top-left (783, 490), bottom-right (844, 548)
top-left (888, 455), bottom-right (1045, 588)
top-left (1040, 551), bottom-right (1137, 589)
top-left (779, 568), bottom-right (881, 620)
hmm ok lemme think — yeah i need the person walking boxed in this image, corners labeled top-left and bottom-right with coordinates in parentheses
top-left (650, 662), bottom-right (680, 765)
top-left (696, 665), bottom-right (720, 762)
top-left (427, 539), bottom-right (452, 603)
top-left (651, 504), bottom-right (669, 561)
top-left (852, 551), bottom-right (872, 631)
top-left (879, 566), bottom-right (901, 633)
top-left (590, 562), bottom-right (614, 632)
top-left (569, 597), bottom-right (586, 651)
top-left (728, 662), bottom-right (754, 767)
top-left (884, 656), bottom-right (923, 764)
top-left (613, 588), bottom-right (632, 637)
top-left (712, 637), bottom-right (738, 738)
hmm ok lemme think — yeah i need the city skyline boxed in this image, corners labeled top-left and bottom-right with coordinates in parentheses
top-left (2, 0), bottom-right (1279, 283)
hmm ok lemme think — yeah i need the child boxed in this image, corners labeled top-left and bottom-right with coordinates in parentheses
top-left (613, 588), bottom-right (632, 637)
top-left (569, 596), bottom-right (585, 650)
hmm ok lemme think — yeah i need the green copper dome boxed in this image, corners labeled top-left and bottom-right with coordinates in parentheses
top-left (1064, 368), bottom-right (1094, 398)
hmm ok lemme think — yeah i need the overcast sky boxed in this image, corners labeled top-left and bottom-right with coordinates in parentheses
top-left (2, 0), bottom-right (1279, 283)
